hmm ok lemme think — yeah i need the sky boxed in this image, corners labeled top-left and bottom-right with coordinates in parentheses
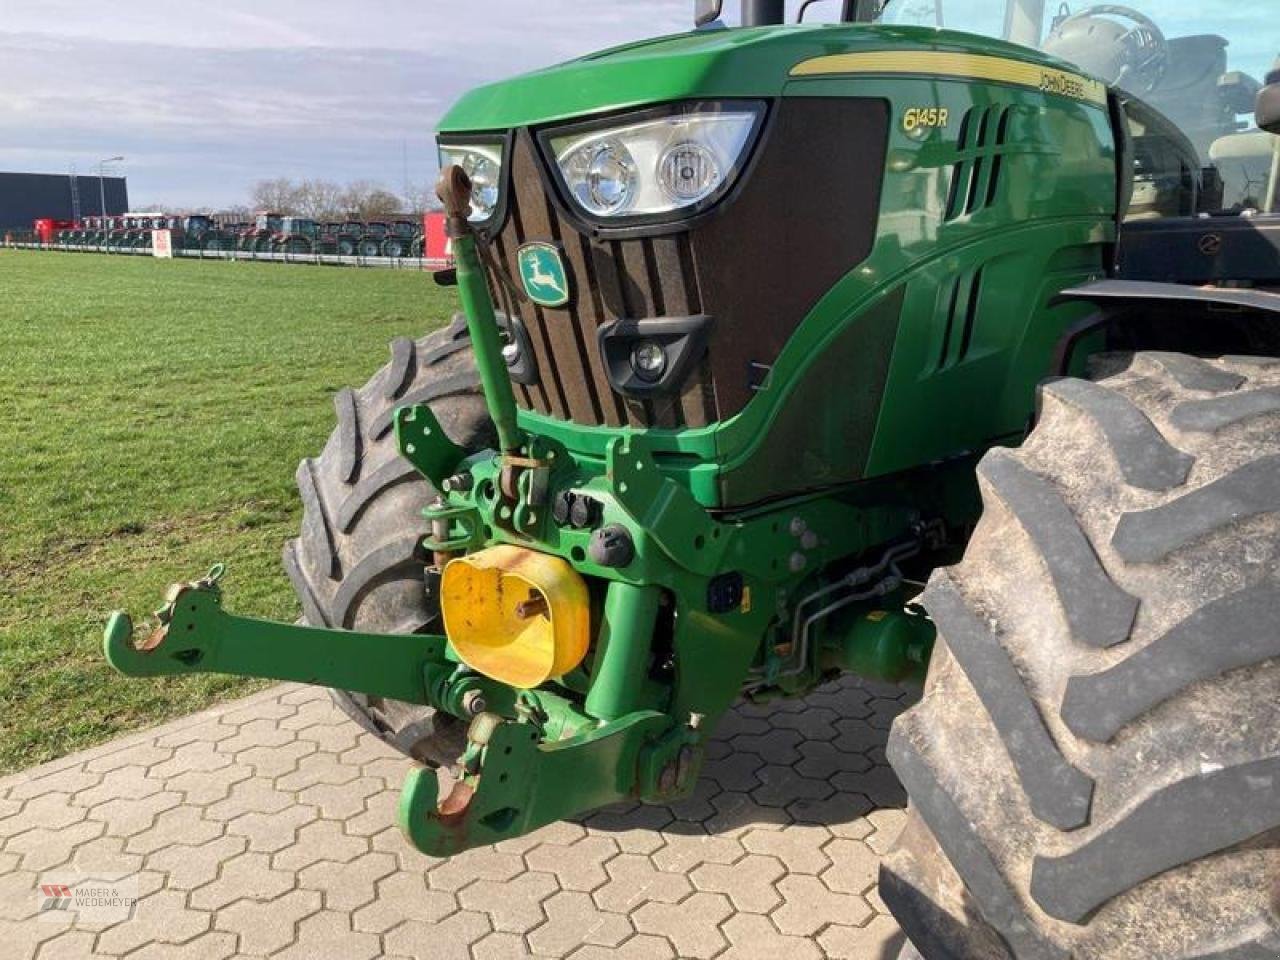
top-left (0, 2), bottom-right (1272, 210)
top-left (0, 1), bottom-right (692, 208)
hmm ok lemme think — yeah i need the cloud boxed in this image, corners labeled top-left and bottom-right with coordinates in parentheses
top-left (0, 2), bottom-right (691, 207)
top-left (0, 2), bottom-right (1272, 208)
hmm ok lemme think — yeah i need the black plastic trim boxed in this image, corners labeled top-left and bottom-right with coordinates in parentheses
top-left (1055, 279), bottom-right (1280, 315)
top-left (495, 311), bottom-right (539, 386)
top-left (596, 313), bottom-right (715, 398)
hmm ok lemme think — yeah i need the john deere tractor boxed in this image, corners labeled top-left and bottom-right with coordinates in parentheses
top-left (105, 1), bottom-right (1280, 956)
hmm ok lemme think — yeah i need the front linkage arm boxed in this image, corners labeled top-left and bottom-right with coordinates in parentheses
top-left (103, 572), bottom-right (694, 856)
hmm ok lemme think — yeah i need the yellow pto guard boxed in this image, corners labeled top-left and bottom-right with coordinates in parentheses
top-left (441, 545), bottom-right (590, 688)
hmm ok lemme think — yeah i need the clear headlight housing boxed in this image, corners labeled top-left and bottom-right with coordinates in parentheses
top-left (437, 141), bottom-right (505, 223)
top-left (545, 102), bottom-right (764, 221)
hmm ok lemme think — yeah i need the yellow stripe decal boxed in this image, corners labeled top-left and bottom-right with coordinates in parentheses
top-left (790, 51), bottom-right (1108, 106)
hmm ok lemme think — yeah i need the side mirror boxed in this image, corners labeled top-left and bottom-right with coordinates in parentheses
top-left (695, 0), bottom-right (724, 27)
top-left (1257, 67), bottom-right (1280, 134)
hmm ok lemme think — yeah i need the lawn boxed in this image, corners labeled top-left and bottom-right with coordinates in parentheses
top-left (0, 250), bottom-right (455, 773)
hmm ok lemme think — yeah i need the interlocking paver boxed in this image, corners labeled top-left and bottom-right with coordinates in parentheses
top-left (214, 887), bottom-right (322, 955)
top-left (632, 890), bottom-right (733, 959)
top-left (741, 824), bottom-right (832, 874)
top-left (457, 871), bottom-right (558, 933)
top-left (691, 853), bottom-right (785, 913)
top-left (146, 835), bottom-right (246, 890)
top-left (720, 912), bottom-right (825, 960)
top-left (274, 909), bottom-right (381, 960)
top-left (352, 870), bottom-right (457, 933)
top-left (773, 873), bottom-right (875, 935)
top-left (0, 678), bottom-right (913, 959)
top-left (527, 889), bottom-right (632, 956)
top-left (190, 849), bottom-right (296, 911)
top-left (274, 817), bottom-right (368, 871)
top-left (523, 835), bottom-right (617, 892)
top-left (298, 850), bottom-right (397, 912)
top-left (382, 910), bottom-right (490, 960)
top-left (226, 803), bottom-right (318, 853)
top-left (593, 852), bottom-right (692, 913)
top-left (819, 913), bottom-right (906, 959)
top-left (86, 790), bottom-right (182, 839)
top-left (126, 804), bottom-right (227, 855)
top-left (94, 888), bottom-right (210, 954)
top-left (566, 933), bottom-right (676, 960)
top-left (821, 837), bottom-right (882, 895)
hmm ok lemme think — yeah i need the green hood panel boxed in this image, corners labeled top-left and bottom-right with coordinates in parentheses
top-left (438, 24), bottom-right (1092, 131)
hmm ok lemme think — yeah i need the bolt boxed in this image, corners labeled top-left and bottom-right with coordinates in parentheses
top-left (514, 593), bottom-right (549, 619)
top-left (789, 551), bottom-right (807, 572)
top-left (788, 516), bottom-right (807, 537)
top-left (801, 530), bottom-right (819, 550)
top-left (444, 472), bottom-right (474, 493)
top-left (461, 689), bottom-right (487, 716)
top-left (688, 712), bottom-right (705, 730)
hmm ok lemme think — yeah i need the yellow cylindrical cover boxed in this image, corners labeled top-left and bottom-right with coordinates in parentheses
top-left (440, 545), bottom-right (590, 689)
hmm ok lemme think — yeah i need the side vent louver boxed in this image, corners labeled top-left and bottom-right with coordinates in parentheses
top-left (945, 106), bottom-right (1014, 221)
top-left (936, 267), bottom-right (984, 371)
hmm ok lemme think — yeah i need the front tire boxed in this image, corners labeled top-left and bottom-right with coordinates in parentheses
top-left (283, 317), bottom-right (494, 765)
top-left (883, 352), bottom-right (1280, 960)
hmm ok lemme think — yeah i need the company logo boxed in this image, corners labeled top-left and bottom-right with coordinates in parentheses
top-left (1198, 232), bottom-right (1223, 256)
top-left (39, 885), bottom-right (73, 912)
top-left (37, 875), bottom-right (140, 924)
top-left (517, 242), bottom-right (570, 309)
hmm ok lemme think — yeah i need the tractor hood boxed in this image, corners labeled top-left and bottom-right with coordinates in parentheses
top-left (438, 24), bottom-right (1091, 132)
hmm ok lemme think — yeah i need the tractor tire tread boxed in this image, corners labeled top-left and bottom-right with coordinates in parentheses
top-left (882, 352), bottom-right (1280, 959)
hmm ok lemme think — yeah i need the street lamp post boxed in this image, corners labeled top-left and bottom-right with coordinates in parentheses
top-left (98, 156), bottom-right (124, 217)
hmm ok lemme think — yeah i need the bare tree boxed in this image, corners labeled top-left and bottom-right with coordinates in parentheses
top-left (294, 179), bottom-right (345, 221)
top-left (403, 182), bottom-right (442, 215)
top-left (338, 180), bottom-right (404, 220)
top-left (249, 177), bottom-right (302, 213)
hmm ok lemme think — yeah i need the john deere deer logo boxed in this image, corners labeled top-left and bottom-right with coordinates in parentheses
top-left (517, 242), bottom-right (571, 308)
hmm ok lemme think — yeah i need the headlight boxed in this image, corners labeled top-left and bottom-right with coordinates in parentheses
top-left (437, 141), bottom-right (504, 223)
top-left (545, 102), bottom-right (764, 221)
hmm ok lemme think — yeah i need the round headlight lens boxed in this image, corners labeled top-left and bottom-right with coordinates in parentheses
top-left (658, 141), bottom-right (722, 204)
top-left (630, 341), bottom-right (668, 382)
top-left (568, 140), bottom-right (636, 215)
top-left (460, 153), bottom-right (499, 221)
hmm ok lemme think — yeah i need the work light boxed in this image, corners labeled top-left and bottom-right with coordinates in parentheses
top-left (437, 141), bottom-right (504, 223)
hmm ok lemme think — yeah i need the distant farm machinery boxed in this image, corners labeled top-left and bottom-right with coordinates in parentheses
top-left (39, 211), bottom-right (431, 259)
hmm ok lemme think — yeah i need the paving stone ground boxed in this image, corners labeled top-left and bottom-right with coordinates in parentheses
top-left (0, 677), bottom-right (916, 960)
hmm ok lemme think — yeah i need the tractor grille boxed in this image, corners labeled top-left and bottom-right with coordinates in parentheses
top-left (482, 98), bottom-right (889, 431)
top-left (483, 131), bottom-right (718, 429)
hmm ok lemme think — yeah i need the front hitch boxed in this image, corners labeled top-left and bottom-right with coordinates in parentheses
top-left (104, 570), bottom-right (700, 856)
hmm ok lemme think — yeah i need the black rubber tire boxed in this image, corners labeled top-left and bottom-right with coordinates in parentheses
top-left (337, 239), bottom-right (356, 256)
top-left (882, 352), bottom-right (1280, 960)
top-left (283, 316), bottom-right (494, 766)
top-left (357, 238), bottom-right (381, 258)
top-left (382, 238), bottom-right (405, 259)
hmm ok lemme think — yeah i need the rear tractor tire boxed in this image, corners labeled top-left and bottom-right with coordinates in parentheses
top-left (357, 238), bottom-right (381, 258)
top-left (284, 317), bottom-right (495, 765)
top-left (882, 352), bottom-right (1280, 960)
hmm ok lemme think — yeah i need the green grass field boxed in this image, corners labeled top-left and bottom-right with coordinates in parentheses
top-left (0, 250), bottom-right (455, 773)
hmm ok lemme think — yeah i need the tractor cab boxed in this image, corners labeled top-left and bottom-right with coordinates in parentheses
top-left (871, 0), bottom-right (1278, 281)
top-left (280, 217), bottom-right (318, 237)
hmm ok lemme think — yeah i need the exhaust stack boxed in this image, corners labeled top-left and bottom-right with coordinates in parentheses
top-left (741, 0), bottom-right (785, 26)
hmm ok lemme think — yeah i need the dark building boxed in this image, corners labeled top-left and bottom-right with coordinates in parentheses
top-left (0, 171), bottom-right (129, 231)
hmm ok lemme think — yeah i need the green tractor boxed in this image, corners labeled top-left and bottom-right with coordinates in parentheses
top-left (105, 1), bottom-right (1280, 956)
